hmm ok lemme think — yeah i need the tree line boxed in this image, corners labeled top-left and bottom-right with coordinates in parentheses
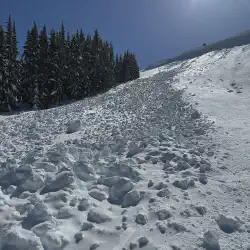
top-left (0, 15), bottom-right (140, 111)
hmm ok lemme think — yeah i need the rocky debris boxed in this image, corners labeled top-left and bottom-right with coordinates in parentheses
top-left (66, 119), bottom-right (81, 134)
top-left (108, 177), bottom-right (134, 205)
top-left (74, 232), bottom-right (84, 243)
top-left (135, 212), bottom-right (148, 225)
top-left (172, 179), bottom-right (194, 190)
top-left (40, 171), bottom-right (74, 194)
top-left (203, 230), bottom-right (220, 250)
top-left (78, 198), bottom-right (90, 211)
top-left (126, 142), bottom-right (142, 158)
top-left (122, 189), bottom-right (140, 208)
top-left (87, 208), bottom-right (112, 224)
top-left (138, 236), bottom-right (149, 248)
top-left (176, 161), bottom-right (191, 171)
top-left (89, 189), bottom-right (107, 201)
top-left (157, 188), bottom-right (171, 198)
top-left (154, 182), bottom-right (168, 190)
top-left (156, 209), bottom-right (172, 220)
top-left (148, 180), bottom-right (154, 188)
top-left (195, 205), bottom-right (207, 216)
top-left (98, 176), bottom-right (121, 187)
top-left (217, 214), bottom-right (242, 233)
top-left (130, 242), bottom-right (138, 249)
top-left (81, 222), bottom-right (95, 231)
top-left (106, 161), bottom-right (141, 182)
top-left (90, 243), bottom-right (100, 250)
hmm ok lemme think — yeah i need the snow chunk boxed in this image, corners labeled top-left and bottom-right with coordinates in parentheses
top-left (20, 172), bottom-right (45, 192)
top-left (87, 208), bottom-right (112, 224)
top-left (89, 189), bottom-right (107, 201)
top-left (157, 188), bottom-right (171, 198)
top-left (135, 212), bottom-right (148, 225)
top-left (126, 142), bottom-right (142, 158)
top-left (97, 176), bottom-right (121, 187)
top-left (156, 209), bottom-right (172, 220)
top-left (73, 161), bottom-right (96, 182)
top-left (108, 177), bottom-right (134, 205)
top-left (81, 222), bottom-right (95, 231)
top-left (172, 179), bottom-right (195, 190)
top-left (1, 225), bottom-right (43, 250)
top-left (217, 214), bottom-right (242, 233)
top-left (22, 201), bottom-right (53, 229)
top-left (203, 230), bottom-right (220, 250)
top-left (78, 198), bottom-right (90, 211)
top-left (40, 171), bottom-right (75, 194)
top-left (66, 119), bottom-right (81, 134)
top-left (122, 189), bottom-right (140, 208)
top-left (138, 236), bottom-right (149, 248)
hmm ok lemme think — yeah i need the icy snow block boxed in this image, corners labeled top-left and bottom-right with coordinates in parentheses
top-left (203, 230), bottom-right (220, 250)
top-left (108, 177), bottom-right (134, 205)
top-left (40, 171), bottom-right (75, 194)
top-left (87, 208), bottom-right (112, 224)
top-left (122, 189), bottom-right (140, 208)
top-left (66, 119), bottom-right (81, 134)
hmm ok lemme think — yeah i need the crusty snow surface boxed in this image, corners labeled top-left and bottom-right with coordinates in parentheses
top-left (0, 45), bottom-right (250, 250)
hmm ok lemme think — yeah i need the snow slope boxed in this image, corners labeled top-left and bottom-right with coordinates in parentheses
top-left (146, 29), bottom-right (250, 70)
top-left (0, 44), bottom-right (250, 250)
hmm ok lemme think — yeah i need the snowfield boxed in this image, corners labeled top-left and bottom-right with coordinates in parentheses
top-left (0, 44), bottom-right (250, 250)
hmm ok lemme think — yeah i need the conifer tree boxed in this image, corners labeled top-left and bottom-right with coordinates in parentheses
top-left (22, 22), bottom-right (39, 108)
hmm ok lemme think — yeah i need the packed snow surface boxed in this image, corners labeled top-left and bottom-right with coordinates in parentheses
top-left (1, 44), bottom-right (250, 250)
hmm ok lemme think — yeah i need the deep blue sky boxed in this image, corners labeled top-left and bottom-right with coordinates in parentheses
top-left (1, 0), bottom-right (250, 68)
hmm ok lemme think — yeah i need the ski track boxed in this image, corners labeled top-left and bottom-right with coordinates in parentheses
top-left (0, 45), bottom-right (250, 249)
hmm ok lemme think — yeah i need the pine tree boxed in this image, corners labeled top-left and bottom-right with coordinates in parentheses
top-left (38, 25), bottom-right (50, 108)
top-left (22, 22), bottom-right (39, 108)
top-left (2, 15), bottom-right (20, 111)
top-left (0, 24), bottom-right (6, 109)
top-left (12, 22), bottom-right (18, 58)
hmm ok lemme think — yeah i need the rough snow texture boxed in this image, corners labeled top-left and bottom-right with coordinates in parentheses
top-left (0, 42), bottom-right (250, 249)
